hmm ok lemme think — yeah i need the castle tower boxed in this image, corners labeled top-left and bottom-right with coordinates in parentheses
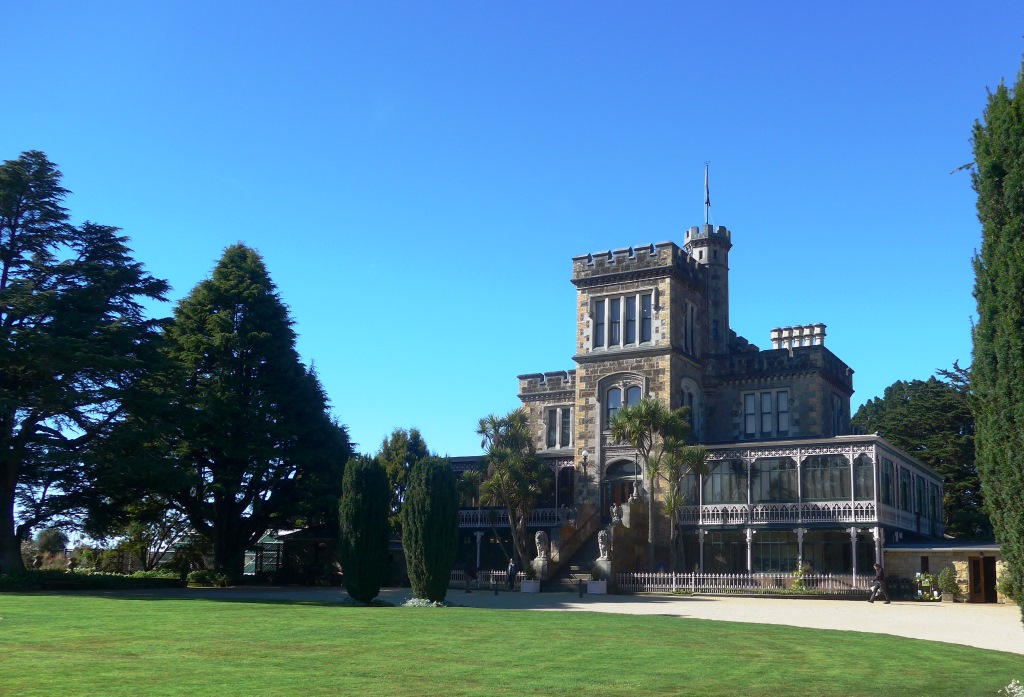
top-left (683, 223), bottom-right (732, 355)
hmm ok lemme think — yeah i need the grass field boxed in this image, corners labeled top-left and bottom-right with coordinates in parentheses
top-left (0, 593), bottom-right (1020, 696)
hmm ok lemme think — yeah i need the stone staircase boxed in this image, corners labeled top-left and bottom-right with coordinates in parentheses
top-left (545, 527), bottom-right (602, 592)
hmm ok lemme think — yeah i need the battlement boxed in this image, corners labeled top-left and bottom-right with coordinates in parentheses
top-left (717, 342), bottom-right (853, 394)
top-left (571, 240), bottom-right (704, 286)
top-left (518, 370), bottom-right (577, 397)
top-left (770, 324), bottom-right (827, 350)
top-left (684, 223), bottom-right (732, 243)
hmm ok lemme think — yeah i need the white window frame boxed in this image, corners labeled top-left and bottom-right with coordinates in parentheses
top-left (591, 291), bottom-right (655, 350)
top-left (545, 406), bottom-right (573, 449)
top-left (741, 389), bottom-right (790, 440)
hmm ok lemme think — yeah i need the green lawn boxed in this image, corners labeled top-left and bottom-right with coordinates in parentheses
top-left (0, 593), bottom-right (1019, 696)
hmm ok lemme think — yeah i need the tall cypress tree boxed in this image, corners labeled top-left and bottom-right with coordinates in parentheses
top-left (402, 456), bottom-right (458, 602)
top-left (971, 59), bottom-right (1024, 621)
top-left (338, 455), bottom-right (390, 603)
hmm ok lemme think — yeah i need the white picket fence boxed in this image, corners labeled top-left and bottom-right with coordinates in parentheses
top-left (449, 569), bottom-right (525, 590)
top-left (616, 572), bottom-right (868, 595)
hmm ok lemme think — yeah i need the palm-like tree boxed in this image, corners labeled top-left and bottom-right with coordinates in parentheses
top-left (477, 409), bottom-right (552, 568)
top-left (610, 397), bottom-right (702, 570)
top-left (660, 442), bottom-right (708, 572)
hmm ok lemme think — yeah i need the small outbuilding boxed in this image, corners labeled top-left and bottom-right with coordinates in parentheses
top-left (884, 540), bottom-right (1004, 603)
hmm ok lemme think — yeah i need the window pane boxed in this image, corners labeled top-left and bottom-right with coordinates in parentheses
top-left (760, 392), bottom-right (772, 434)
top-left (626, 385), bottom-right (642, 405)
top-left (744, 394), bottom-right (756, 437)
top-left (610, 299), bottom-right (621, 345)
top-left (801, 455), bottom-right (850, 500)
top-left (854, 455), bottom-right (874, 500)
top-left (625, 297), bottom-right (636, 343)
top-left (594, 300), bottom-right (605, 348)
top-left (606, 388), bottom-right (622, 423)
top-left (560, 407), bottom-right (571, 447)
top-left (546, 410), bottom-right (557, 448)
top-left (777, 391), bottom-right (789, 435)
top-left (640, 294), bottom-right (652, 342)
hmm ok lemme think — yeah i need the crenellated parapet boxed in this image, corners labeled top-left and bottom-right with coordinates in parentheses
top-left (713, 343), bottom-right (853, 394)
top-left (683, 223), bottom-right (732, 247)
top-left (571, 241), bottom-right (704, 289)
top-left (518, 370), bottom-right (577, 402)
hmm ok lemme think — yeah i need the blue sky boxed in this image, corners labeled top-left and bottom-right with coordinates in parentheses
top-left (4, 3), bottom-right (1022, 457)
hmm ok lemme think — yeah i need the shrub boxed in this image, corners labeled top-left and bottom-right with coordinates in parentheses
top-left (339, 455), bottom-right (390, 604)
top-left (34, 528), bottom-right (69, 556)
top-left (937, 567), bottom-right (960, 598)
top-left (187, 570), bottom-right (228, 587)
top-left (998, 573), bottom-right (1016, 602)
top-left (402, 457), bottom-right (459, 603)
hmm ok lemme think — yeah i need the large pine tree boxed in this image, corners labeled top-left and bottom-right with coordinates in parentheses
top-left (161, 244), bottom-right (348, 582)
top-left (0, 151), bottom-right (168, 573)
top-left (971, 59), bottom-right (1024, 620)
top-left (852, 367), bottom-right (986, 540)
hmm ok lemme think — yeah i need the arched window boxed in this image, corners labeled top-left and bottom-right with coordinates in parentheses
top-left (801, 455), bottom-right (850, 501)
top-left (752, 457), bottom-right (797, 502)
top-left (625, 385), bottom-right (642, 406)
top-left (606, 388), bottom-right (622, 423)
top-left (854, 454), bottom-right (874, 501)
top-left (703, 459), bottom-right (747, 504)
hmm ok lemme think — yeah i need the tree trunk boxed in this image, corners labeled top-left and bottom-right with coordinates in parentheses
top-left (0, 463), bottom-right (25, 574)
top-left (213, 530), bottom-right (247, 584)
top-left (648, 473), bottom-right (656, 571)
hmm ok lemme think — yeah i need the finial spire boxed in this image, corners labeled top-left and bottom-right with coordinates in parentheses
top-left (704, 161), bottom-right (711, 225)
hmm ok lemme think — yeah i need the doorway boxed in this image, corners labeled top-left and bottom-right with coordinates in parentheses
top-left (968, 555), bottom-right (998, 603)
top-left (602, 460), bottom-right (640, 523)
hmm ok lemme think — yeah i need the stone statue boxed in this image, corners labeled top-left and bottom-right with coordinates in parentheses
top-left (534, 530), bottom-right (549, 560)
top-left (597, 529), bottom-right (611, 560)
top-left (610, 503), bottom-right (623, 524)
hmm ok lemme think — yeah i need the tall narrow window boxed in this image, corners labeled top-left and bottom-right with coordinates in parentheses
top-left (640, 294), bottom-right (652, 342)
top-left (624, 297), bottom-right (636, 343)
top-left (744, 394), bottom-right (756, 438)
top-left (606, 388), bottom-right (622, 423)
top-left (777, 391), bottom-right (790, 435)
top-left (712, 319), bottom-right (719, 339)
top-left (881, 459), bottom-right (894, 506)
top-left (688, 305), bottom-right (696, 353)
top-left (626, 385), bottom-right (642, 406)
top-left (854, 454), bottom-right (874, 500)
top-left (560, 407), bottom-right (571, 447)
top-left (546, 410), bottom-right (557, 448)
top-left (899, 469), bottom-right (912, 511)
top-left (832, 393), bottom-right (843, 435)
top-left (609, 298), bottom-right (621, 345)
top-left (594, 300), bottom-right (605, 348)
top-left (760, 392), bottom-right (772, 436)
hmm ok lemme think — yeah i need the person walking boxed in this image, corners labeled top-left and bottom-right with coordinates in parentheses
top-left (868, 562), bottom-right (890, 604)
top-left (507, 558), bottom-right (517, 591)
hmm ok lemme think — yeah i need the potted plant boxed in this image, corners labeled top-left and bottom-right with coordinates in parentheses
top-left (587, 566), bottom-right (607, 595)
top-left (937, 566), bottom-right (960, 603)
top-left (521, 565), bottom-right (540, 593)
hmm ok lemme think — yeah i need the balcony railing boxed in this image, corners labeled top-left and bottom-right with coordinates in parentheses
top-left (459, 507), bottom-right (562, 528)
top-left (679, 501), bottom-right (877, 526)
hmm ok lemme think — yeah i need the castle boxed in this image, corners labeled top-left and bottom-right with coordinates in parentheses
top-left (456, 218), bottom-right (944, 578)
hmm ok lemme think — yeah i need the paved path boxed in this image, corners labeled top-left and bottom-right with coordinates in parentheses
top-left (110, 586), bottom-right (1024, 656)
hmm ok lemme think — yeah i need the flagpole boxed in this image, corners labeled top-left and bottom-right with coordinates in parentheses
top-left (704, 161), bottom-right (711, 225)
